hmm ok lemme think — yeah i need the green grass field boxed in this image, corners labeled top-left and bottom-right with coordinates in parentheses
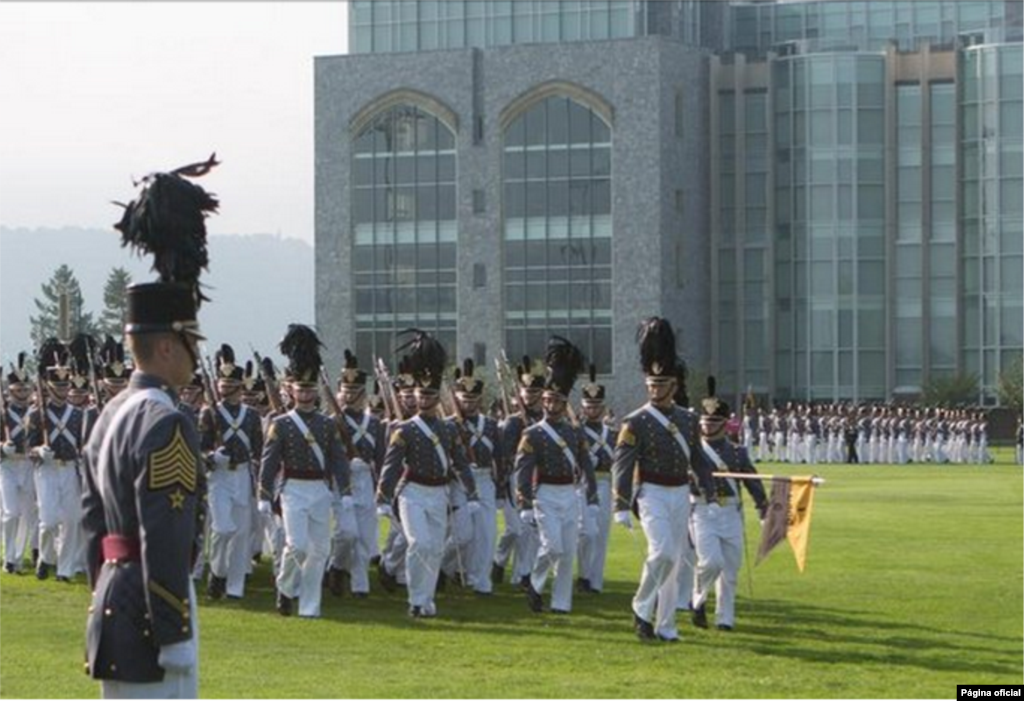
top-left (2, 450), bottom-right (1021, 698)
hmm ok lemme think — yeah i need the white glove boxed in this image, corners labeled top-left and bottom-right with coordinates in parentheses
top-left (376, 504), bottom-right (393, 519)
top-left (32, 445), bottom-right (54, 463)
top-left (257, 500), bottom-right (273, 518)
top-left (158, 639), bottom-right (196, 674)
top-left (0, 442), bottom-right (15, 457)
top-left (613, 510), bottom-right (633, 530)
top-left (340, 495), bottom-right (354, 511)
top-left (466, 500), bottom-right (481, 516)
top-left (211, 447), bottom-right (231, 468)
top-left (519, 509), bottom-right (535, 525)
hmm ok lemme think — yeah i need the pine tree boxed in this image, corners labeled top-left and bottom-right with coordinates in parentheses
top-left (97, 266), bottom-right (132, 338)
top-left (29, 264), bottom-right (97, 348)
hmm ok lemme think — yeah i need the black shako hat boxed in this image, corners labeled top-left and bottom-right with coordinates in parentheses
top-left (38, 337), bottom-right (71, 384)
top-left (215, 344), bottom-right (244, 382)
top-left (114, 153), bottom-right (219, 339)
top-left (395, 328), bottom-right (447, 392)
top-left (453, 358), bottom-right (484, 396)
top-left (580, 363), bottom-right (605, 404)
top-left (543, 335), bottom-right (585, 398)
top-left (279, 324), bottom-right (325, 387)
top-left (636, 316), bottom-right (678, 381)
top-left (339, 349), bottom-right (368, 389)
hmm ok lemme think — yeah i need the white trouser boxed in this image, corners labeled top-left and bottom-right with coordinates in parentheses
top-left (691, 499), bottom-right (744, 628)
top-left (441, 481), bottom-right (473, 582)
top-left (102, 579), bottom-right (199, 699)
top-left (632, 483), bottom-right (690, 640)
top-left (466, 468), bottom-right (496, 594)
top-left (399, 482), bottom-right (448, 611)
top-left (330, 460), bottom-right (377, 593)
top-left (675, 519), bottom-right (696, 611)
top-left (2, 456), bottom-right (36, 566)
top-left (531, 484), bottom-right (579, 612)
top-left (35, 461), bottom-right (83, 577)
top-left (329, 492), bottom-right (358, 571)
top-left (277, 479), bottom-right (332, 617)
top-left (577, 477), bottom-right (611, 591)
top-left (757, 433), bottom-right (768, 462)
top-left (774, 432), bottom-right (785, 461)
top-left (381, 522), bottom-right (408, 584)
top-left (895, 436), bottom-right (908, 465)
top-left (206, 464), bottom-right (253, 597)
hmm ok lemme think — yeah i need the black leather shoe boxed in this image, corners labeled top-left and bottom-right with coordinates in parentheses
top-left (634, 613), bottom-right (657, 641)
top-left (658, 634), bottom-right (681, 643)
top-left (378, 564), bottom-right (398, 593)
top-left (525, 582), bottom-right (543, 613)
top-left (575, 577), bottom-right (591, 593)
top-left (35, 562), bottom-right (49, 581)
top-left (55, 575), bottom-right (70, 583)
top-left (206, 575), bottom-right (226, 600)
top-left (691, 604), bottom-right (708, 629)
top-left (4, 562), bottom-right (17, 575)
top-left (327, 567), bottom-right (344, 597)
top-left (518, 574), bottom-right (530, 591)
top-left (717, 624), bottom-right (733, 632)
top-left (408, 605), bottom-right (423, 618)
top-left (276, 592), bottom-right (294, 616)
top-left (550, 608), bottom-right (569, 615)
top-left (490, 563), bottom-right (504, 586)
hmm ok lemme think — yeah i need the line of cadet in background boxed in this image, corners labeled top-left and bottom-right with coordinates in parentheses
top-left (739, 403), bottom-right (996, 466)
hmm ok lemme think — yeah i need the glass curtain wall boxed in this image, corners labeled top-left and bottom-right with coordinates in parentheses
top-left (732, 1), bottom-right (1012, 58)
top-left (894, 83), bottom-right (925, 392)
top-left (773, 53), bottom-right (886, 401)
top-left (351, 0), bottom-right (640, 54)
top-left (503, 95), bottom-right (613, 372)
top-left (352, 105), bottom-right (458, 362)
top-left (961, 42), bottom-right (1024, 403)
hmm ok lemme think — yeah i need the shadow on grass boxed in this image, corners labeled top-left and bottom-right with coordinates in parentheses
top-left (733, 597), bottom-right (1022, 677)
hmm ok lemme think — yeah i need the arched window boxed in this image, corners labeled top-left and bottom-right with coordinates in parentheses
top-left (351, 103), bottom-right (457, 361)
top-left (502, 93), bottom-right (612, 373)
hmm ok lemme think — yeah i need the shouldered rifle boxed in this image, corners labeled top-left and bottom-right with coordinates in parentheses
top-left (85, 340), bottom-right (104, 411)
top-left (499, 348), bottom-right (526, 421)
top-left (197, 350), bottom-right (220, 407)
top-left (34, 368), bottom-right (49, 448)
top-left (492, 357), bottom-right (511, 418)
top-left (0, 373), bottom-right (9, 444)
top-left (250, 346), bottom-right (284, 415)
top-left (319, 366), bottom-right (357, 460)
top-left (373, 357), bottom-right (400, 422)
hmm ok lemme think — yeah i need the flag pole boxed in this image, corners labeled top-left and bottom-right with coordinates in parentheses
top-left (713, 472), bottom-right (825, 486)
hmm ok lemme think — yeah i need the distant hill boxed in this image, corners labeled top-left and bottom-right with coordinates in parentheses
top-left (0, 226), bottom-right (314, 365)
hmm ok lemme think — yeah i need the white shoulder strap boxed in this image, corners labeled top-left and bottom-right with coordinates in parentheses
top-left (287, 410), bottom-right (325, 470)
top-left (643, 404), bottom-right (691, 461)
top-left (412, 415), bottom-right (449, 472)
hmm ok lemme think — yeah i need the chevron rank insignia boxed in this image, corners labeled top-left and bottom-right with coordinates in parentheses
top-left (149, 424), bottom-right (197, 497)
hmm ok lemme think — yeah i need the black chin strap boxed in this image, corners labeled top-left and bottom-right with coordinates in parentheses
top-left (179, 333), bottom-right (199, 375)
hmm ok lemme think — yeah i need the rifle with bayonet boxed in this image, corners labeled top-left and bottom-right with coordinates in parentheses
top-left (85, 339), bottom-right (105, 411)
top-left (374, 357), bottom-right (401, 422)
top-left (319, 365), bottom-right (357, 460)
top-left (492, 357), bottom-right (512, 419)
top-left (250, 346), bottom-right (285, 415)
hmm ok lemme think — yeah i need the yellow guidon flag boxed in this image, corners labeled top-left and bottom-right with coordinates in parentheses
top-left (713, 472), bottom-right (823, 572)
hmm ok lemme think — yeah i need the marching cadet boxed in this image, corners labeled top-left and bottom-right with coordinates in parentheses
top-left (68, 334), bottom-right (101, 447)
top-left (576, 364), bottom-right (614, 595)
top-left (445, 359), bottom-right (503, 596)
top-left (258, 325), bottom-right (351, 618)
top-left (200, 344), bottom-right (262, 601)
top-left (376, 330), bottom-right (479, 619)
top-left (327, 350), bottom-right (385, 598)
top-left (82, 154), bottom-right (218, 697)
top-left (612, 317), bottom-right (717, 643)
top-left (1, 354), bottom-right (37, 574)
top-left (377, 359), bottom-right (417, 592)
top-left (672, 363), bottom-right (698, 615)
top-left (178, 372), bottom-right (205, 429)
top-left (690, 377), bottom-right (768, 632)
top-left (28, 338), bottom-right (85, 582)
top-left (516, 337), bottom-right (597, 615)
top-left (246, 357), bottom-right (286, 578)
top-left (492, 357), bottom-right (544, 589)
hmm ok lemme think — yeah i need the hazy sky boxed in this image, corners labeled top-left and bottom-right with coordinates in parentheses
top-left (0, 2), bottom-right (348, 245)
